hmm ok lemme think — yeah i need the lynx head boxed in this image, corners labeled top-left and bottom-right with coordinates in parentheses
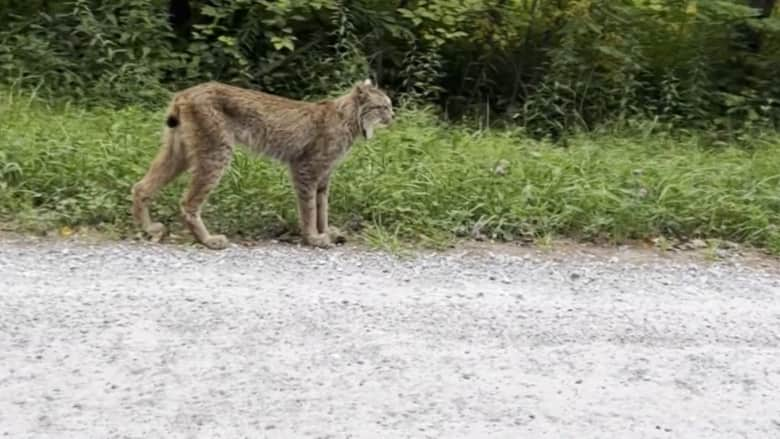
top-left (354, 79), bottom-right (393, 139)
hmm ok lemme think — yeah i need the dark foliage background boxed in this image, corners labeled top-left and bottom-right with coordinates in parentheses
top-left (1, 0), bottom-right (778, 137)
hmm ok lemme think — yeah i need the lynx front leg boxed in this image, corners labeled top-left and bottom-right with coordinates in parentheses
top-left (316, 178), bottom-right (345, 244)
top-left (293, 166), bottom-right (331, 248)
top-left (316, 179), bottom-right (329, 234)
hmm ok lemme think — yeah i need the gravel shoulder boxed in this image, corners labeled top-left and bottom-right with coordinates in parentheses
top-left (1, 235), bottom-right (780, 438)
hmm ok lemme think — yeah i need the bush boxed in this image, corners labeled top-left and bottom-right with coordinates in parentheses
top-left (0, 0), bottom-right (778, 134)
top-left (0, 0), bottom-right (181, 105)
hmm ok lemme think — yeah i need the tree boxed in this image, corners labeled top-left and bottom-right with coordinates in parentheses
top-left (748, 0), bottom-right (776, 17)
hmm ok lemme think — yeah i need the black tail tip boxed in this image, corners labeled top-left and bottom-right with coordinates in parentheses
top-left (166, 115), bottom-right (179, 128)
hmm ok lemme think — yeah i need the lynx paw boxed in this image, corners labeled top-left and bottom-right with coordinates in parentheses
top-left (327, 226), bottom-right (346, 244)
top-left (304, 233), bottom-right (332, 249)
top-left (202, 234), bottom-right (230, 250)
top-left (145, 222), bottom-right (167, 242)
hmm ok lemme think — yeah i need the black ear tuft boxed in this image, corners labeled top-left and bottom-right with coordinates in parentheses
top-left (166, 115), bottom-right (179, 128)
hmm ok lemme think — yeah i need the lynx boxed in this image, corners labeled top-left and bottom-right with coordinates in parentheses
top-left (131, 79), bottom-right (393, 249)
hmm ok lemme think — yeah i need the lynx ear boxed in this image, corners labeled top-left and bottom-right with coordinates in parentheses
top-left (357, 79), bottom-right (373, 89)
top-left (355, 78), bottom-right (373, 97)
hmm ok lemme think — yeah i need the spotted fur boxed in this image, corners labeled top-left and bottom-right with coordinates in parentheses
top-left (131, 79), bottom-right (393, 249)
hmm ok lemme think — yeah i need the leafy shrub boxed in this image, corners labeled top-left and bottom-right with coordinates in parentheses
top-left (0, 0), bottom-right (181, 105)
top-left (0, 0), bottom-right (778, 134)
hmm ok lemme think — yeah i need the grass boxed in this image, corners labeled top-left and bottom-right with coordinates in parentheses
top-left (2, 88), bottom-right (780, 253)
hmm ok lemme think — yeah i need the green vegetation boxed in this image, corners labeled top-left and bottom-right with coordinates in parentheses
top-left (1, 1), bottom-right (779, 251)
top-left (1, 1), bottom-right (779, 135)
top-left (3, 89), bottom-right (780, 252)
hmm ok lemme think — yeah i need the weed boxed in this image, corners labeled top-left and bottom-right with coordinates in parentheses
top-left (2, 90), bottom-right (780, 253)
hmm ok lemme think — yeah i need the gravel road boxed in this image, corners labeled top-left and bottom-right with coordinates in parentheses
top-left (1, 236), bottom-right (779, 438)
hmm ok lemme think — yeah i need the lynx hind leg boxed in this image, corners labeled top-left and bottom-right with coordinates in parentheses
top-left (180, 143), bottom-right (233, 250)
top-left (132, 130), bottom-right (186, 241)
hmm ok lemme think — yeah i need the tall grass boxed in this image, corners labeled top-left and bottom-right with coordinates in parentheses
top-left (2, 89), bottom-right (780, 252)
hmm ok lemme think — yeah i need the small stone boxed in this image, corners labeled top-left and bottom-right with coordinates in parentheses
top-left (715, 249), bottom-right (730, 259)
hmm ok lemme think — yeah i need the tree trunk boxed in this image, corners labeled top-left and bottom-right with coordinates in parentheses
top-left (748, 0), bottom-right (776, 18)
top-left (169, 0), bottom-right (192, 34)
top-left (741, 0), bottom-right (776, 53)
